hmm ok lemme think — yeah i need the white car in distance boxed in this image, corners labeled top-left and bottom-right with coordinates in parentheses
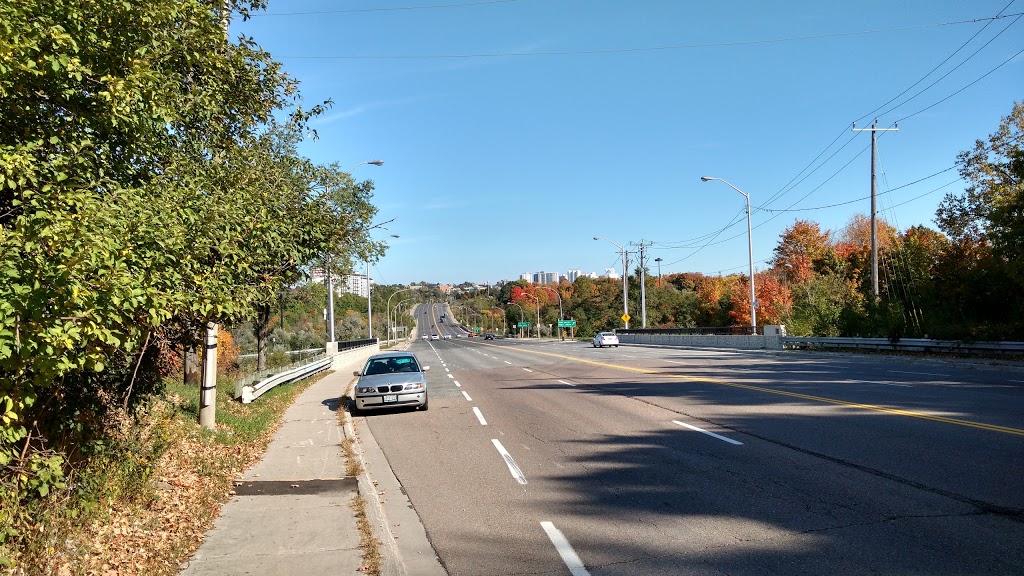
top-left (593, 332), bottom-right (620, 348)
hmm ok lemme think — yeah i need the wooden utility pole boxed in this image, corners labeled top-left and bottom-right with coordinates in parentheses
top-left (852, 119), bottom-right (899, 299)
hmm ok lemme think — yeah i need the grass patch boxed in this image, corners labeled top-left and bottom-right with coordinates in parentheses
top-left (350, 495), bottom-right (381, 576)
top-left (6, 371), bottom-right (323, 575)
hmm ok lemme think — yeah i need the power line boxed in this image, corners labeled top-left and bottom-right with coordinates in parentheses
top-left (277, 13), bottom-right (1024, 59)
top-left (877, 11), bottom-right (1023, 120)
top-left (256, 0), bottom-right (525, 17)
top-left (756, 4), bottom-right (1017, 215)
top-left (759, 166), bottom-right (958, 212)
top-left (851, 0), bottom-right (1018, 126)
top-left (652, 206), bottom-right (746, 249)
top-left (895, 44), bottom-right (1024, 123)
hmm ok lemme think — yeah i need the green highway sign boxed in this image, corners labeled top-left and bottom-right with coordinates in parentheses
top-left (517, 322), bottom-right (531, 328)
top-left (474, 327), bottom-right (482, 331)
top-left (557, 320), bottom-right (577, 328)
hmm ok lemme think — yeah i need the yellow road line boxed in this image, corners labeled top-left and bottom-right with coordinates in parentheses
top-left (479, 342), bottom-right (1024, 437)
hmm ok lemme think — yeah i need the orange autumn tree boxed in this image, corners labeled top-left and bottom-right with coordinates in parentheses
top-left (771, 220), bottom-right (831, 284)
top-left (695, 275), bottom-right (731, 325)
top-left (729, 273), bottom-right (793, 327)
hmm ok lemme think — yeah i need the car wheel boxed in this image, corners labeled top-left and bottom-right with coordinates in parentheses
top-left (615, 345), bottom-right (619, 347)
top-left (419, 393), bottom-right (429, 411)
top-left (349, 399), bottom-right (360, 416)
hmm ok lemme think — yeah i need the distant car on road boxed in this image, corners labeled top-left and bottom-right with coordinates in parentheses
top-left (421, 335), bottom-right (429, 340)
top-left (352, 351), bottom-right (430, 414)
top-left (483, 333), bottom-right (494, 340)
top-left (593, 332), bottom-right (619, 348)
top-left (430, 334), bottom-right (440, 340)
top-left (443, 334), bottom-right (452, 339)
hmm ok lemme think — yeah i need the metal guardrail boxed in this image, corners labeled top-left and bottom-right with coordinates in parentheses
top-left (782, 336), bottom-right (1024, 356)
top-left (339, 338), bottom-right (377, 351)
top-left (234, 339), bottom-right (382, 403)
top-left (236, 354), bottom-right (333, 404)
top-left (237, 347), bottom-right (322, 360)
top-left (620, 326), bottom-right (756, 336)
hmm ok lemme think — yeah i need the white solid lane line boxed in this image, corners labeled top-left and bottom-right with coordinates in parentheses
top-left (672, 420), bottom-right (743, 445)
top-left (491, 439), bottom-right (528, 485)
top-left (889, 370), bottom-right (946, 377)
top-left (473, 407), bottom-right (488, 425)
top-left (540, 522), bottom-right (590, 576)
top-left (557, 380), bottom-right (576, 387)
top-left (523, 368), bottom-right (533, 372)
top-left (462, 391), bottom-right (472, 401)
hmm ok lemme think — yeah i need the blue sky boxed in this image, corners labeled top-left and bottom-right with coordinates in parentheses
top-left (233, 0), bottom-right (1023, 286)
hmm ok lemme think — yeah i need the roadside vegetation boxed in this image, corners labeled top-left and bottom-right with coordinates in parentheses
top-left (5, 362), bottom-right (321, 574)
top-left (0, 0), bottom-right (383, 571)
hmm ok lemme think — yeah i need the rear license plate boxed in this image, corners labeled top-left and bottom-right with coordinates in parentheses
top-left (383, 395), bottom-right (398, 403)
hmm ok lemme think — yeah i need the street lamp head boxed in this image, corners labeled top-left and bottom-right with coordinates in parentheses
top-left (592, 236), bottom-right (602, 241)
top-left (700, 176), bottom-right (714, 182)
top-left (368, 160), bottom-right (384, 166)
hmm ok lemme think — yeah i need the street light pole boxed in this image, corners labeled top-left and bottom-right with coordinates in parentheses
top-left (594, 236), bottom-right (629, 329)
top-left (655, 257), bottom-right (663, 287)
top-left (494, 306), bottom-right (506, 335)
top-left (700, 177), bottom-right (757, 332)
top-left (536, 285), bottom-right (563, 339)
top-left (522, 293), bottom-right (541, 338)
top-left (391, 298), bottom-right (414, 342)
top-left (325, 257), bottom-right (336, 342)
top-left (386, 287), bottom-right (413, 343)
top-left (365, 233), bottom-right (398, 341)
top-left (325, 160), bottom-right (383, 345)
top-left (507, 301), bottom-right (525, 338)
top-left (366, 260), bottom-right (372, 339)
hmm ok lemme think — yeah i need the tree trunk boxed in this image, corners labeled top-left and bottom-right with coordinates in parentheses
top-left (256, 303), bottom-right (271, 371)
top-left (183, 345), bottom-right (200, 384)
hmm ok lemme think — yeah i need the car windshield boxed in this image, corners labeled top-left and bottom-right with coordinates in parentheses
top-left (363, 356), bottom-right (420, 375)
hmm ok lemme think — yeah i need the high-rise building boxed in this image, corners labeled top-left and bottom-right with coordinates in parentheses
top-left (341, 274), bottom-right (372, 298)
top-left (566, 269), bottom-right (582, 283)
top-left (307, 269), bottom-right (372, 297)
top-left (520, 273), bottom-right (532, 281)
top-left (604, 268), bottom-right (620, 279)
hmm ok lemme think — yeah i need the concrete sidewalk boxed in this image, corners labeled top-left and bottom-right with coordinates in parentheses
top-left (179, 357), bottom-right (445, 575)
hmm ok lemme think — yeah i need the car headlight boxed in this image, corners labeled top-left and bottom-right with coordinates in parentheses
top-left (356, 386), bottom-right (376, 394)
top-left (404, 382), bottom-right (424, 390)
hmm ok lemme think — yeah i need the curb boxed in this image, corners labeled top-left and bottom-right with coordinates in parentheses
top-left (340, 344), bottom-right (447, 576)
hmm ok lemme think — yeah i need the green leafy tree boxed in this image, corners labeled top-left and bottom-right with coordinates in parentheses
top-left (0, 0), bottom-right (386, 548)
top-left (932, 101), bottom-right (1024, 338)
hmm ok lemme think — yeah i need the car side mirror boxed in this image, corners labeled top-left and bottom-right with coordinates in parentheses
top-left (422, 366), bottom-right (430, 371)
top-left (353, 371), bottom-right (361, 377)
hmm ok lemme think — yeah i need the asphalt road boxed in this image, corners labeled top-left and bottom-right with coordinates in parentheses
top-left (364, 305), bottom-right (1024, 575)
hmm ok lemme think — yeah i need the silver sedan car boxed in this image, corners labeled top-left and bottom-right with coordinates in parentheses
top-left (352, 352), bottom-right (430, 413)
